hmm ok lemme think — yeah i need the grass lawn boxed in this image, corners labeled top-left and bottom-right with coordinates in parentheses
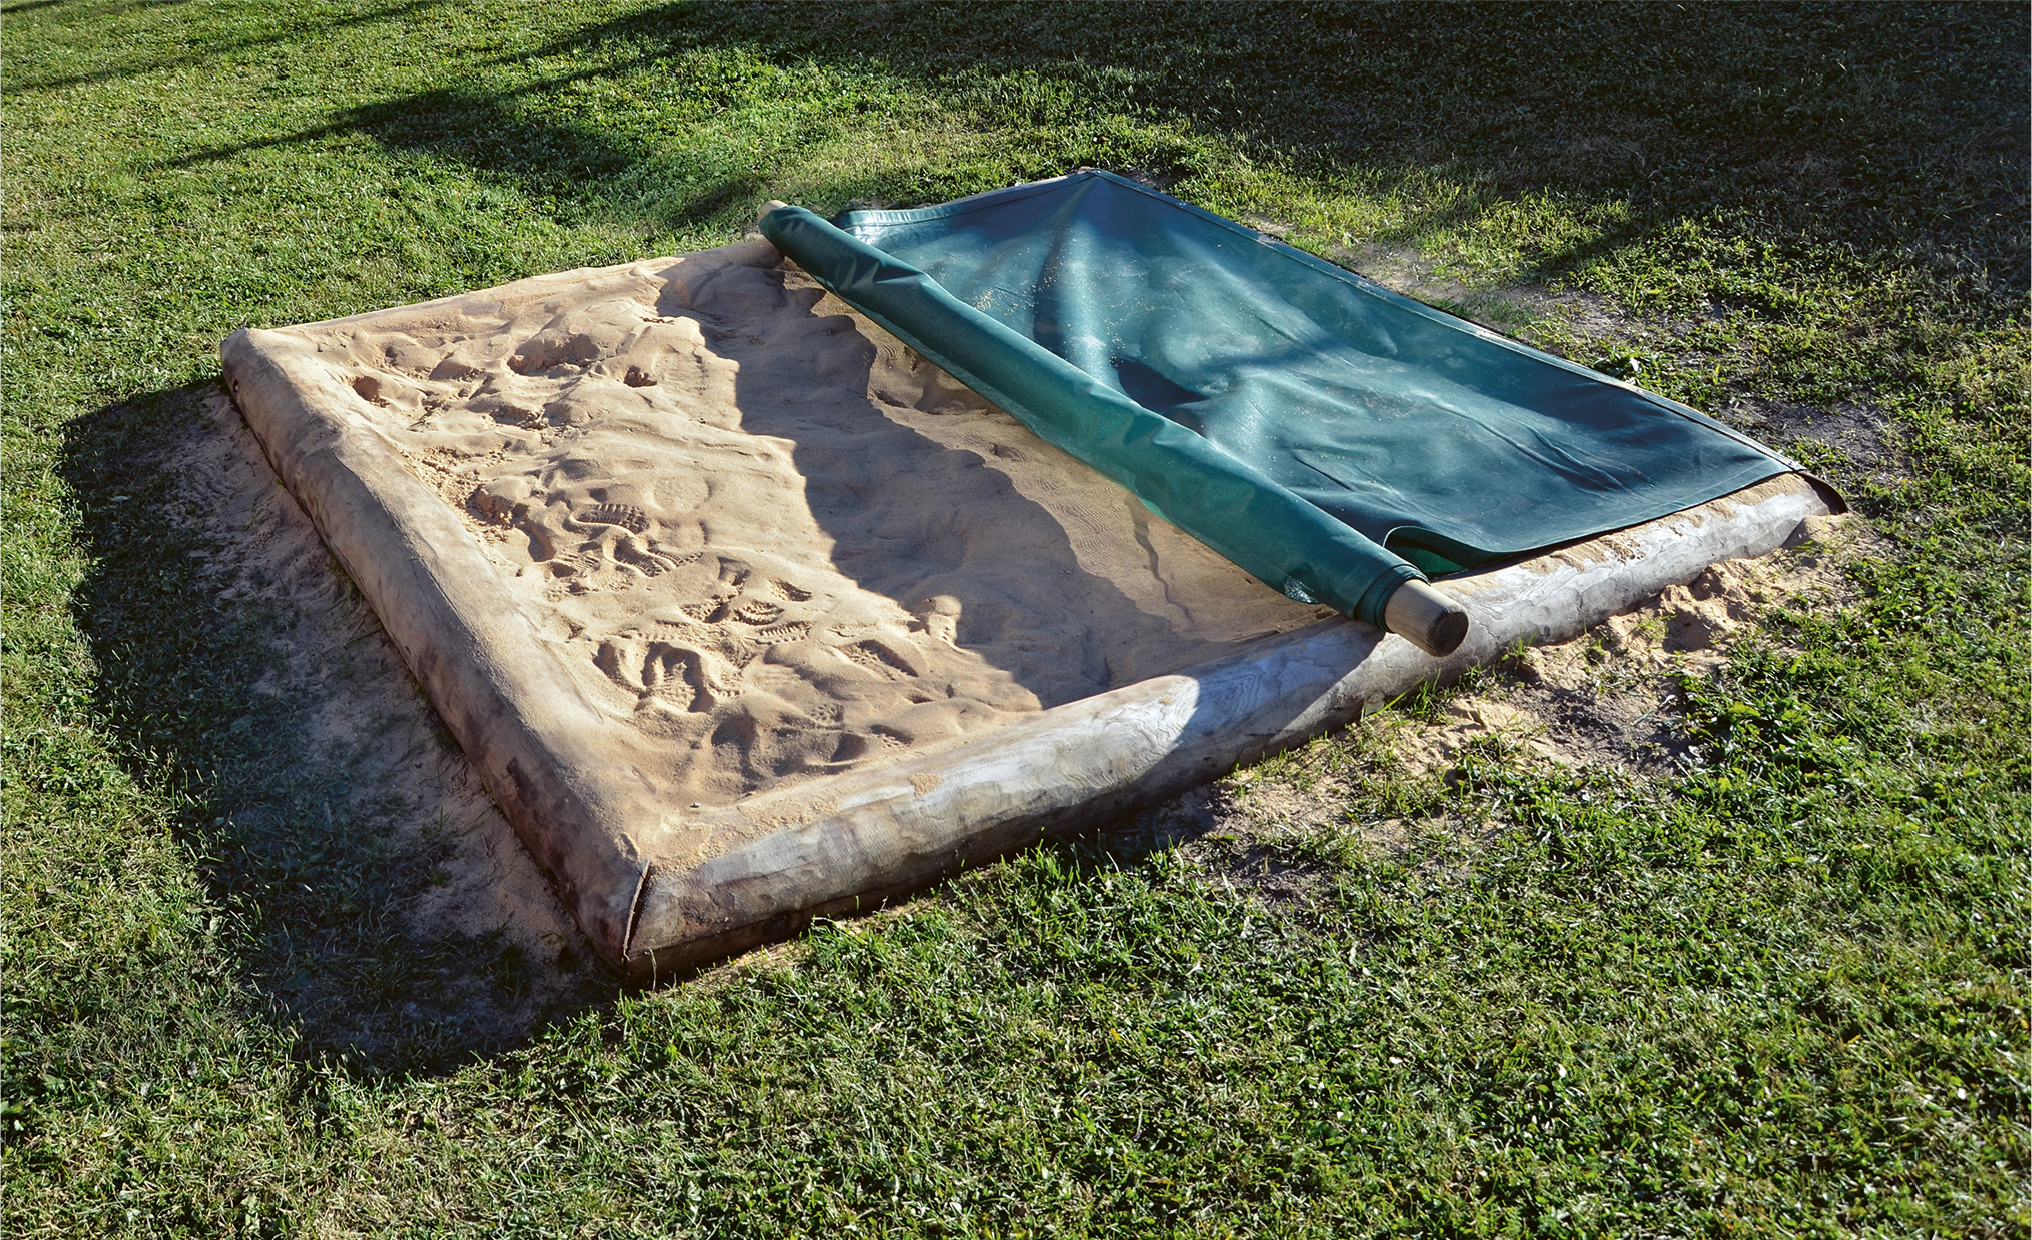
top-left (3, 2), bottom-right (2025, 1235)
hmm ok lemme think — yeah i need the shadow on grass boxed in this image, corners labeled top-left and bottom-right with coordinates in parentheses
top-left (8, 0), bottom-right (443, 94)
top-left (59, 381), bottom-right (617, 1077)
top-left (126, 2), bottom-right (2027, 296)
top-left (0, 0), bottom-right (189, 15)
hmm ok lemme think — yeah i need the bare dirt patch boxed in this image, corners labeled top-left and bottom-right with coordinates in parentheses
top-left (1328, 240), bottom-right (1629, 342)
top-left (1725, 395), bottom-right (1904, 480)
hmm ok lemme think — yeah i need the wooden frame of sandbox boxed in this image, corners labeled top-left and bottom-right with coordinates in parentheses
top-left (222, 266), bottom-right (1840, 982)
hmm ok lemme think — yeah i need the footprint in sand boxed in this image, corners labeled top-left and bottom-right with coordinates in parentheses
top-left (595, 637), bottom-right (723, 712)
top-left (749, 620), bottom-right (811, 644)
top-left (731, 598), bottom-right (785, 626)
top-left (578, 503), bottom-right (650, 534)
top-left (835, 639), bottom-right (918, 680)
top-left (613, 536), bottom-right (687, 577)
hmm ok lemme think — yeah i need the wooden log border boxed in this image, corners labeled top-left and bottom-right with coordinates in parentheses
top-left (223, 303), bottom-right (1839, 982)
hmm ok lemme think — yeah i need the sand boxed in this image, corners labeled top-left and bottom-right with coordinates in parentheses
top-left (278, 239), bottom-right (1332, 810)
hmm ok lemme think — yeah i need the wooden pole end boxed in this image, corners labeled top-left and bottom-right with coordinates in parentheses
top-left (1383, 579), bottom-right (1470, 657)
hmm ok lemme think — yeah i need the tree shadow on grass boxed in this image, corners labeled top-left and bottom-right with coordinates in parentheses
top-left (417, 0), bottom-right (2028, 292)
top-left (140, 3), bottom-right (2025, 298)
top-left (7, 0), bottom-right (442, 94)
top-left (0, 0), bottom-right (188, 16)
top-left (59, 380), bottom-right (617, 1077)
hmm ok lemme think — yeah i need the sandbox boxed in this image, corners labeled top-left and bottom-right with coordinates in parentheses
top-left (222, 237), bottom-right (1839, 978)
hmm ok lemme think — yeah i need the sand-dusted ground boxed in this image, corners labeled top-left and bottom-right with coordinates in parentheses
top-left (148, 391), bottom-right (591, 1052)
top-left (285, 239), bottom-right (1332, 810)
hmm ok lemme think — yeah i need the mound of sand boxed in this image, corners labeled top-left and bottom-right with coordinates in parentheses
top-left (285, 239), bottom-right (1331, 808)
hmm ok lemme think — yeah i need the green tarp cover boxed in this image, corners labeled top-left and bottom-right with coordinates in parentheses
top-left (760, 171), bottom-right (1798, 628)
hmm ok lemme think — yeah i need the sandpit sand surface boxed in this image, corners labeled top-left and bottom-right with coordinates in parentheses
top-left (258, 238), bottom-right (1331, 825)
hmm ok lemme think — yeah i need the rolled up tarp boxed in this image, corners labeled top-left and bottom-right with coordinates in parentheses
top-left (761, 171), bottom-right (1802, 632)
top-left (761, 203), bottom-right (1423, 629)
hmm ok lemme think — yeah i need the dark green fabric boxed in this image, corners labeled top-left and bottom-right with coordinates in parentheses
top-left (761, 170), bottom-right (1798, 626)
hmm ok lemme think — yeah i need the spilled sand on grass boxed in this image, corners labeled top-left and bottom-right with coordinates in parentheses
top-left (275, 238), bottom-right (1332, 809)
top-left (1376, 514), bottom-right (1865, 781)
top-left (1215, 516), bottom-right (1863, 861)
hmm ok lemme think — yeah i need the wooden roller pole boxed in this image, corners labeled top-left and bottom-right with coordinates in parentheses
top-left (1383, 578), bottom-right (1471, 657)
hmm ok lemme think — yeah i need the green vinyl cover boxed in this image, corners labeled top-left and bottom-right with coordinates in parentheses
top-left (760, 171), bottom-right (1800, 629)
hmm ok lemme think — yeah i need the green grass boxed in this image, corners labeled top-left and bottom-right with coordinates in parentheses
top-left (3, 2), bottom-right (2025, 1235)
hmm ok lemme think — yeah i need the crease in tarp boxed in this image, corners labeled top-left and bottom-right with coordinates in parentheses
top-left (760, 170), bottom-right (1801, 629)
